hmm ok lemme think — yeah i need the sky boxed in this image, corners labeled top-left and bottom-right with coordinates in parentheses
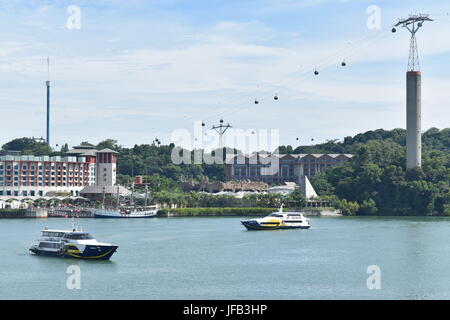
top-left (0, 0), bottom-right (449, 151)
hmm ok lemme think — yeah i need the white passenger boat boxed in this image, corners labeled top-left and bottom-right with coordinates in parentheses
top-left (241, 205), bottom-right (310, 230)
top-left (93, 205), bottom-right (159, 218)
top-left (29, 219), bottom-right (118, 260)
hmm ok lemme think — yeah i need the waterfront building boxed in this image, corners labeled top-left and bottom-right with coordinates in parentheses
top-left (225, 153), bottom-right (353, 185)
top-left (0, 146), bottom-right (118, 199)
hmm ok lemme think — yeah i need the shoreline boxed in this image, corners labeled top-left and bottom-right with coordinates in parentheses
top-left (157, 207), bottom-right (342, 217)
top-left (4, 207), bottom-right (448, 218)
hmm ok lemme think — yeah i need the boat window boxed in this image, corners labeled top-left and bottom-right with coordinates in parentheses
top-left (65, 233), bottom-right (93, 240)
top-left (38, 242), bottom-right (62, 249)
top-left (269, 213), bottom-right (283, 217)
top-left (43, 231), bottom-right (64, 237)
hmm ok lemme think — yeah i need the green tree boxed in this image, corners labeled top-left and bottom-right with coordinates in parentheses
top-left (2, 137), bottom-right (52, 156)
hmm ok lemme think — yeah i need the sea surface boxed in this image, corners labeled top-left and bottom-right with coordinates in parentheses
top-left (2, 216), bottom-right (450, 299)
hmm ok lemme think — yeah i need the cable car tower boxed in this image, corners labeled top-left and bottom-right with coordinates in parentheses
top-left (392, 14), bottom-right (433, 71)
top-left (392, 14), bottom-right (433, 169)
top-left (211, 119), bottom-right (232, 149)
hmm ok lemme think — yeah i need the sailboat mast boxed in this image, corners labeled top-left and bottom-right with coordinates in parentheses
top-left (144, 185), bottom-right (148, 207)
top-left (130, 183), bottom-right (134, 206)
top-left (102, 186), bottom-right (106, 209)
top-left (116, 185), bottom-right (120, 209)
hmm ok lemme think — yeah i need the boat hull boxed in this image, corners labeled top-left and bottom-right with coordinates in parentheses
top-left (93, 209), bottom-right (157, 218)
top-left (30, 245), bottom-right (118, 260)
top-left (94, 213), bottom-right (157, 218)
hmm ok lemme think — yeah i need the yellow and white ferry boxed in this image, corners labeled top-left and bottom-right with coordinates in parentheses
top-left (29, 219), bottom-right (118, 260)
top-left (241, 205), bottom-right (310, 231)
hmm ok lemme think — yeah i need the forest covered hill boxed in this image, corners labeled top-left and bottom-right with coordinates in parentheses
top-left (2, 127), bottom-right (449, 215)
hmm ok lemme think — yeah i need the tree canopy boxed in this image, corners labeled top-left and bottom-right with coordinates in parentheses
top-left (311, 129), bottom-right (450, 216)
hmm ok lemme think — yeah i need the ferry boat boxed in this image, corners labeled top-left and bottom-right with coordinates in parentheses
top-left (92, 205), bottom-right (159, 218)
top-left (29, 220), bottom-right (118, 260)
top-left (241, 205), bottom-right (310, 231)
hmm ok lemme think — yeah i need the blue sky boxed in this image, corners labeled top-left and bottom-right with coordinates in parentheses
top-left (0, 0), bottom-right (449, 150)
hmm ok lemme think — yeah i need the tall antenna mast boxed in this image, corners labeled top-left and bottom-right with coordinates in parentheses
top-left (211, 119), bottom-right (232, 149)
top-left (46, 57), bottom-right (51, 146)
top-left (393, 14), bottom-right (433, 71)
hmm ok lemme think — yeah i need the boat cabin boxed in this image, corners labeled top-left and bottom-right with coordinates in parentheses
top-left (41, 230), bottom-right (93, 240)
top-left (63, 232), bottom-right (93, 240)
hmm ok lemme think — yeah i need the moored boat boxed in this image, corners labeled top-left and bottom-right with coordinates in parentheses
top-left (92, 205), bottom-right (158, 218)
top-left (92, 185), bottom-right (159, 218)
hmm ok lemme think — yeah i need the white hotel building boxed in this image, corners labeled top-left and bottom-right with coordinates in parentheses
top-left (0, 146), bottom-right (118, 198)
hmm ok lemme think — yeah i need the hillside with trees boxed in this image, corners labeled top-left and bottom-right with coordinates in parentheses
top-left (2, 127), bottom-right (449, 215)
top-left (310, 128), bottom-right (450, 216)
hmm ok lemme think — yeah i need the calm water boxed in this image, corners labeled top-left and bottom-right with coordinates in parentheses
top-left (2, 216), bottom-right (450, 299)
